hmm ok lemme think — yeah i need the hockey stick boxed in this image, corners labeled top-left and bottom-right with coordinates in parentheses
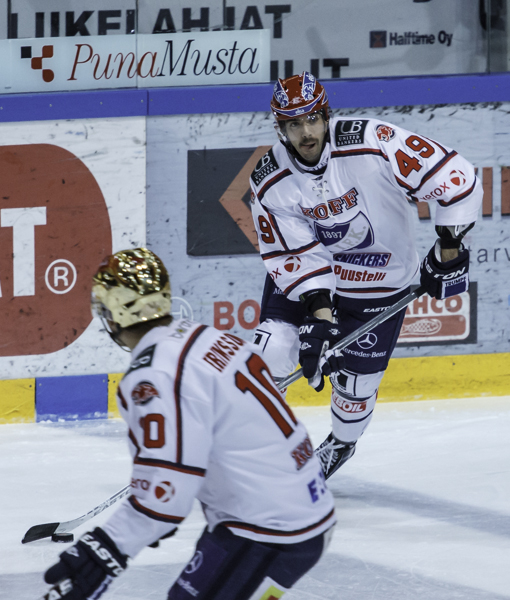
top-left (277, 285), bottom-right (426, 391)
top-left (23, 287), bottom-right (424, 544)
top-left (21, 484), bottom-right (131, 544)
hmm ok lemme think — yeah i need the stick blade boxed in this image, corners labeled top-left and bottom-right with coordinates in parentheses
top-left (22, 522), bottom-right (59, 544)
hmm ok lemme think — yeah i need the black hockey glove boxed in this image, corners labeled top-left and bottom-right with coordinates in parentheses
top-left (298, 317), bottom-right (345, 392)
top-left (42, 528), bottom-right (128, 600)
top-left (420, 241), bottom-right (469, 300)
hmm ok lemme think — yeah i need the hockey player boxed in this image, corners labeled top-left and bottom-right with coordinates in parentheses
top-left (40, 248), bottom-right (336, 600)
top-left (250, 72), bottom-right (482, 479)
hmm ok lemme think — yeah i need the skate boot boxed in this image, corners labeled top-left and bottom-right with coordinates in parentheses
top-left (315, 433), bottom-right (356, 479)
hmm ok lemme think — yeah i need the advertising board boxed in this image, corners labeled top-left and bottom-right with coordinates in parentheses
top-left (0, 30), bottom-right (270, 94)
top-left (0, 117), bottom-right (146, 378)
top-left (0, 0), bottom-right (489, 78)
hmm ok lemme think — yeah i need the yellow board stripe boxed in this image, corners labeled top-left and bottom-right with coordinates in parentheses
top-left (0, 353), bottom-right (508, 423)
top-left (108, 373), bottom-right (123, 418)
top-left (0, 379), bottom-right (36, 423)
top-left (377, 352), bottom-right (510, 403)
top-left (284, 352), bottom-right (510, 406)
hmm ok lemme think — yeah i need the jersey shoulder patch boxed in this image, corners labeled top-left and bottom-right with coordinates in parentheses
top-left (334, 119), bottom-right (369, 147)
top-left (251, 148), bottom-right (279, 187)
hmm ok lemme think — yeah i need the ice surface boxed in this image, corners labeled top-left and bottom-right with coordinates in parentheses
top-left (1, 397), bottom-right (510, 599)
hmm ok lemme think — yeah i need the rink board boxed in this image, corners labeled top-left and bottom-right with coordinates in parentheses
top-left (0, 78), bottom-right (509, 423)
top-left (1, 352), bottom-right (508, 422)
top-left (0, 117), bottom-right (145, 382)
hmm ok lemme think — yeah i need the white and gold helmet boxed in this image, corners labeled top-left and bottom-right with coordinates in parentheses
top-left (91, 248), bottom-right (171, 331)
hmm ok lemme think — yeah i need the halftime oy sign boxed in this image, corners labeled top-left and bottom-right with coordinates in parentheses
top-left (0, 30), bottom-right (270, 94)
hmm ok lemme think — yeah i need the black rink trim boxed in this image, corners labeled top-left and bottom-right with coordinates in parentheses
top-left (261, 240), bottom-right (320, 260)
top-left (332, 407), bottom-right (374, 425)
top-left (128, 496), bottom-right (184, 524)
top-left (257, 169), bottom-right (293, 201)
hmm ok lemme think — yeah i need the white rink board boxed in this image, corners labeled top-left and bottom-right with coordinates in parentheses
top-left (0, 117), bottom-right (146, 379)
top-left (146, 102), bottom-right (510, 357)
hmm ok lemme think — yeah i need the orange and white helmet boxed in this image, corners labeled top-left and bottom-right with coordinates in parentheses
top-left (270, 71), bottom-right (330, 122)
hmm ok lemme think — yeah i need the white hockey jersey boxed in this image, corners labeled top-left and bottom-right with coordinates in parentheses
top-left (102, 319), bottom-right (335, 558)
top-left (250, 117), bottom-right (482, 301)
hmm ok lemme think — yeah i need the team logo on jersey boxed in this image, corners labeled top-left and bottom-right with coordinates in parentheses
top-left (357, 333), bottom-right (378, 349)
top-left (126, 345), bottom-right (155, 375)
top-left (314, 211), bottom-right (374, 251)
top-left (132, 381), bottom-right (160, 406)
top-left (333, 252), bottom-right (391, 267)
top-left (300, 187), bottom-right (359, 221)
top-left (301, 71), bottom-right (316, 101)
top-left (449, 169), bottom-right (466, 186)
top-left (273, 79), bottom-right (289, 108)
top-left (375, 124), bottom-right (395, 142)
top-left (251, 149), bottom-right (279, 186)
top-left (154, 481), bottom-right (176, 503)
top-left (284, 256), bottom-right (301, 272)
top-left (335, 120), bottom-right (368, 146)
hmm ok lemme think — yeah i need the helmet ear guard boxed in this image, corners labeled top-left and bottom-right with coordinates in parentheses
top-left (91, 248), bottom-right (171, 333)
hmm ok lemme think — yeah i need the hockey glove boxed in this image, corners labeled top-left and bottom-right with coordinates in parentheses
top-left (298, 317), bottom-right (345, 392)
top-left (42, 527), bottom-right (128, 600)
top-left (420, 240), bottom-right (469, 300)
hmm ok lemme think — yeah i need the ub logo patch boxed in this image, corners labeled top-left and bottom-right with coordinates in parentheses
top-left (375, 124), bottom-right (395, 142)
top-left (132, 381), bottom-right (160, 405)
top-left (251, 149), bottom-right (279, 186)
top-left (335, 120), bottom-right (368, 146)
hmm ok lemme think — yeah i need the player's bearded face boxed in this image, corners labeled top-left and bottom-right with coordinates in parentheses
top-left (283, 113), bottom-right (327, 164)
